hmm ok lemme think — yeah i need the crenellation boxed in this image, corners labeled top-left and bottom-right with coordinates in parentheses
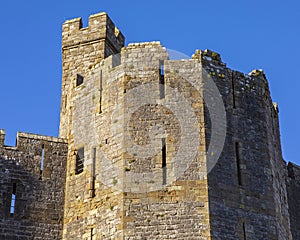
top-left (193, 49), bottom-right (226, 68)
top-left (62, 12), bottom-right (124, 55)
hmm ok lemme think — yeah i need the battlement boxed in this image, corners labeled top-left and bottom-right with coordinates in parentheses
top-left (192, 49), bottom-right (226, 67)
top-left (0, 130), bottom-right (66, 150)
top-left (127, 41), bottom-right (163, 48)
top-left (248, 69), bottom-right (267, 79)
top-left (62, 12), bottom-right (125, 53)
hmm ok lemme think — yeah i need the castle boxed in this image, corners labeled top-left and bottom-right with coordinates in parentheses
top-left (0, 12), bottom-right (299, 240)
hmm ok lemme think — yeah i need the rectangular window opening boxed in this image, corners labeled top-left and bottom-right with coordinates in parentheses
top-left (99, 70), bottom-right (103, 113)
top-left (159, 60), bottom-right (165, 99)
top-left (235, 142), bottom-right (242, 186)
top-left (76, 74), bottom-right (84, 87)
top-left (10, 183), bottom-right (17, 217)
top-left (232, 72), bottom-right (236, 109)
top-left (75, 147), bottom-right (84, 175)
top-left (162, 138), bottom-right (167, 185)
top-left (39, 144), bottom-right (45, 180)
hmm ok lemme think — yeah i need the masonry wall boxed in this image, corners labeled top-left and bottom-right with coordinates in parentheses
top-left (287, 162), bottom-right (300, 240)
top-left (61, 41), bottom-right (211, 239)
top-left (121, 44), bottom-right (211, 239)
top-left (192, 50), bottom-right (292, 239)
top-left (0, 131), bottom-right (67, 240)
top-left (61, 13), bottom-right (126, 240)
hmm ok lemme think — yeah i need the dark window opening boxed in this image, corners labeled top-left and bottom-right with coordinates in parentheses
top-left (91, 148), bottom-right (96, 197)
top-left (10, 183), bottom-right (17, 217)
top-left (105, 139), bottom-right (108, 144)
top-left (75, 147), bottom-right (84, 175)
top-left (76, 74), bottom-right (84, 87)
top-left (242, 222), bottom-right (247, 240)
top-left (90, 228), bottom-right (94, 240)
top-left (232, 72), bottom-right (236, 109)
top-left (64, 96), bottom-right (67, 108)
top-left (39, 144), bottom-right (45, 180)
top-left (235, 142), bottom-right (242, 186)
top-left (99, 70), bottom-right (103, 113)
top-left (162, 138), bottom-right (167, 185)
top-left (159, 60), bottom-right (165, 99)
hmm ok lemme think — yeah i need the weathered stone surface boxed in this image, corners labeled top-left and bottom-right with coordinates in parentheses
top-left (0, 11), bottom-right (299, 240)
top-left (287, 163), bottom-right (300, 240)
top-left (0, 131), bottom-right (67, 239)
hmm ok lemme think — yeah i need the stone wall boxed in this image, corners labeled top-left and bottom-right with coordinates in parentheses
top-left (193, 50), bottom-right (292, 239)
top-left (0, 131), bottom-right (67, 239)
top-left (287, 162), bottom-right (300, 240)
top-left (122, 44), bottom-right (210, 239)
top-left (61, 41), bottom-right (211, 239)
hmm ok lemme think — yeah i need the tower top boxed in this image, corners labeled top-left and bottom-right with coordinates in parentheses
top-left (62, 12), bottom-right (125, 54)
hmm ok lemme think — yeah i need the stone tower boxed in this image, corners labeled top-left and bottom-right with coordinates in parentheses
top-left (1, 11), bottom-right (299, 240)
top-left (61, 13), bottom-right (211, 239)
top-left (60, 12), bottom-right (298, 240)
top-left (60, 12), bottom-right (125, 139)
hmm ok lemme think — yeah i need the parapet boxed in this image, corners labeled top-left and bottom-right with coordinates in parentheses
top-left (62, 12), bottom-right (125, 53)
top-left (248, 69), bottom-right (267, 79)
top-left (0, 130), bottom-right (66, 149)
top-left (192, 49), bottom-right (226, 67)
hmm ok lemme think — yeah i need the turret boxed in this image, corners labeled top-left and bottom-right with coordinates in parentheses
top-left (59, 13), bottom-right (125, 138)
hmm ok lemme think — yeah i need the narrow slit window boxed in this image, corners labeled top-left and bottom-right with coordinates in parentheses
top-left (232, 72), bottom-right (236, 109)
top-left (159, 60), bottom-right (165, 99)
top-left (242, 222), bottom-right (247, 240)
top-left (90, 228), bottom-right (94, 240)
top-left (99, 70), bottom-right (103, 113)
top-left (91, 148), bottom-right (96, 197)
top-left (235, 142), bottom-right (242, 186)
top-left (75, 148), bottom-right (84, 175)
top-left (76, 74), bottom-right (84, 87)
top-left (162, 138), bottom-right (167, 185)
top-left (64, 96), bottom-right (67, 108)
top-left (10, 183), bottom-right (17, 217)
top-left (40, 144), bottom-right (45, 180)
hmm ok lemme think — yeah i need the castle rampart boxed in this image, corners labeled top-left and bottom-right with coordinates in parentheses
top-left (0, 130), bottom-right (67, 239)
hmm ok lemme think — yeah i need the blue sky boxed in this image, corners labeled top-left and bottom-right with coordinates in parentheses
top-left (0, 1), bottom-right (299, 165)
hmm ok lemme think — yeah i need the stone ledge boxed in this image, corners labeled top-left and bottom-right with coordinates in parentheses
top-left (17, 132), bottom-right (67, 143)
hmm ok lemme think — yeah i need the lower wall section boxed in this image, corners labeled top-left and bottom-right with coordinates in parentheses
top-left (0, 220), bottom-right (63, 239)
top-left (0, 132), bottom-right (67, 240)
top-left (124, 180), bottom-right (210, 240)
